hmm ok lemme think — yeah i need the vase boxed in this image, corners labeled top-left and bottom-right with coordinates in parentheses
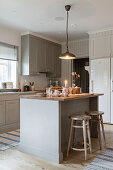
top-left (71, 86), bottom-right (80, 94)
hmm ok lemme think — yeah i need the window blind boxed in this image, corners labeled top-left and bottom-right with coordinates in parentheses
top-left (0, 43), bottom-right (18, 61)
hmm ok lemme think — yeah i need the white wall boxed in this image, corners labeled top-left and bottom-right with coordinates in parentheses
top-left (0, 25), bottom-right (21, 73)
top-left (0, 25), bottom-right (48, 90)
top-left (0, 25), bottom-right (21, 46)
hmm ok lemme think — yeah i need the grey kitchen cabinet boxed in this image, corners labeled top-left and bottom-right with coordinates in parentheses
top-left (46, 41), bottom-right (61, 77)
top-left (0, 94), bottom-right (20, 133)
top-left (6, 100), bottom-right (20, 125)
top-left (46, 40), bottom-right (55, 73)
top-left (21, 34), bottom-right (61, 77)
top-left (21, 34), bottom-right (39, 75)
top-left (0, 101), bottom-right (5, 126)
top-left (36, 38), bottom-right (46, 73)
top-left (54, 44), bottom-right (61, 77)
top-left (29, 35), bottom-right (47, 74)
top-left (29, 35), bottom-right (38, 75)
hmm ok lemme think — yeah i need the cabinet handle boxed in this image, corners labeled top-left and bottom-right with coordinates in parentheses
top-left (91, 80), bottom-right (94, 93)
top-left (112, 80), bottom-right (113, 92)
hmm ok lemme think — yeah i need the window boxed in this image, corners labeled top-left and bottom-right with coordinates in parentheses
top-left (0, 43), bottom-right (18, 88)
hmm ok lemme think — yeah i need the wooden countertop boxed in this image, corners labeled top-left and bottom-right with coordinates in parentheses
top-left (20, 93), bottom-right (103, 101)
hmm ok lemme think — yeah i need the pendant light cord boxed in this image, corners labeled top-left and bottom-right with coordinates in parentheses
top-left (66, 11), bottom-right (69, 52)
top-left (59, 5), bottom-right (76, 59)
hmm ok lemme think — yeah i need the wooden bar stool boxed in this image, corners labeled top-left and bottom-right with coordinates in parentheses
top-left (67, 114), bottom-right (92, 160)
top-left (85, 111), bottom-right (106, 150)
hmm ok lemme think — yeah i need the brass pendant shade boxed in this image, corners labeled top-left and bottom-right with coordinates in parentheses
top-left (59, 5), bottom-right (76, 60)
top-left (59, 51), bottom-right (76, 60)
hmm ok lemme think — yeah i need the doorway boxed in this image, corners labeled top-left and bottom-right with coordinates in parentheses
top-left (73, 58), bottom-right (89, 93)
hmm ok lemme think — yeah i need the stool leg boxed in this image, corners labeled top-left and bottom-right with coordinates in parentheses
top-left (87, 121), bottom-right (92, 153)
top-left (72, 120), bottom-right (76, 148)
top-left (83, 120), bottom-right (87, 160)
top-left (100, 115), bottom-right (106, 146)
top-left (97, 115), bottom-right (102, 150)
top-left (72, 127), bottom-right (76, 148)
top-left (67, 119), bottom-right (73, 157)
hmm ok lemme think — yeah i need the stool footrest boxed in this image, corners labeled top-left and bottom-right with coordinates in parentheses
top-left (71, 146), bottom-right (90, 151)
top-left (73, 125), bottom-right (83, 128)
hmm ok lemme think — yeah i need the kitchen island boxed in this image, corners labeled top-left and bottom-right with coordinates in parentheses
top-left (19, 93), bottom-right (103, 163)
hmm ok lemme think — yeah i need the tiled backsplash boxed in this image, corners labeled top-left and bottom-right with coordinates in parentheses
top-left (19, 74), bottom-right (48, 91)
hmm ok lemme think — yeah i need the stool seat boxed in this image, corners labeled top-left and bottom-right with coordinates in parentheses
top-left (71, 114), bottom-right (91, 121)
top-left (86, 111), bottom-right (104, 116)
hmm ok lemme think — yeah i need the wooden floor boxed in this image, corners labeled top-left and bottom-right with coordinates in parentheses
top-left (0, 124), bottom-right (112, 170)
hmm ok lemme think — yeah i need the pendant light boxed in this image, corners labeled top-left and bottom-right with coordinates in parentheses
top-left (59, 5), bottom-right (76, 60)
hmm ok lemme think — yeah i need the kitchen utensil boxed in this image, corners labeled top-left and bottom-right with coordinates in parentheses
top-left (30, 82), bottom-right (35, 91)
top-left (1, 82), bottom-right (6, 89)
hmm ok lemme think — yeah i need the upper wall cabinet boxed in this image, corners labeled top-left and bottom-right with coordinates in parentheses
top-left (54, 44), bottom-right (61, 77)
top-left (46, 40), bottom-right (55, 74)
top-left (29, 36), bottom-right (46, 74)
top-left (21, 34), bottom-right (61, 77)
top-left (46, 42), bottom-right (61, 78)
top-left (90, 35), bottom-right (111, 59)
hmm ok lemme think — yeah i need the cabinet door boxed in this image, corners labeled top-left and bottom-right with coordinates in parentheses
top-left (6, 100), bottom-right (20, 125)
top-left (90, 36), bottom-right (110, 59)
top-left (37, 38), bottom-right (46, 73)
top-left (0, 101), bottom-right (5, 126)
top-left (54, 44), bottom-right (61, 77)
top-left (46, 40), bottom-right (55, 73)
top-left (29, 35), bottom-right (38, 75)
top-left (29, 35), bottom-right (47, 74)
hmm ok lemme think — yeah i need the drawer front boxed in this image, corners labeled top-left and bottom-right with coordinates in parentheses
top-left (0, 95), bottom-right (3, 101)
top-left (4, 94), bottom-right (19, 101)
top-left (0, 101), bottom-right (5, 126)
top-left (6, 100), bottom-right (20, 125)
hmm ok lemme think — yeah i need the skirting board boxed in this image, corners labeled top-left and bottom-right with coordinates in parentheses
top-left (19, 144), bottom-right (63, 164)
top-left (0, 123), bottom-right (20, 133)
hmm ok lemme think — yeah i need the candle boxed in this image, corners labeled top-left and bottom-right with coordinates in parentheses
top-left (64, 80), bottom-right (68, 87)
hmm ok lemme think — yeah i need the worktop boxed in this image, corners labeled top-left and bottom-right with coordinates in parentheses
top-left (0, 91), bottom-right (36, 95)
top-left (20, 93), bottom-right (103, 101)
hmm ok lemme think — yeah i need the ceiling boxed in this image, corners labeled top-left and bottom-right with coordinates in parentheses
top-left (0, 0), bottom-right (113, 42)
